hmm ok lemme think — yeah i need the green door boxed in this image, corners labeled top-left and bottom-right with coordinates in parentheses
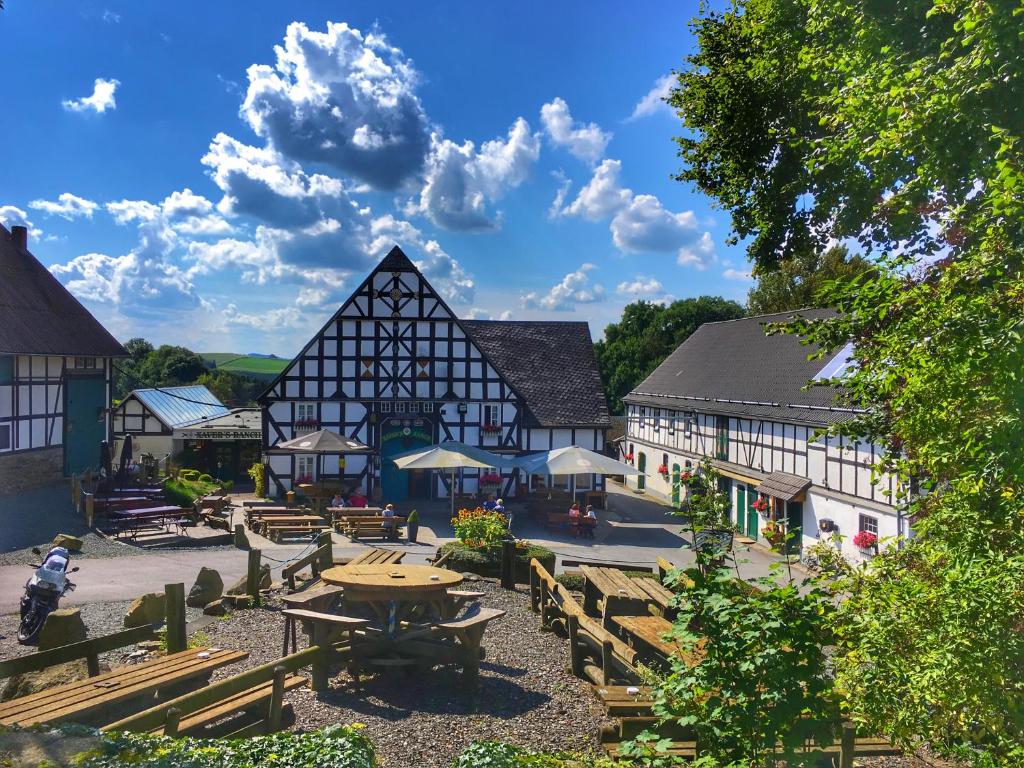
top-left (64, 375), bottom-right (106, 476)
top-left (637, 453), bottom-right (646, 491)
top-left (735, 485), bottom-right (747, 535)
top-left (671, 463), bottom-right (681, 507)
top-left (379, 424), bottom-right (432, 503)
top-left (785, 500), bottom-right (803, 555)
top-left (746, 490), bottom-right (760, 541)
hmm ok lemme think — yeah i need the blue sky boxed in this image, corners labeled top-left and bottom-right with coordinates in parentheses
top-left (0, 0), bottom-right (752, 356)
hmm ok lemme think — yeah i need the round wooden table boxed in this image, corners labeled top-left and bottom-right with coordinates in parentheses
top-left (321, 564), bottom-right (462, 638)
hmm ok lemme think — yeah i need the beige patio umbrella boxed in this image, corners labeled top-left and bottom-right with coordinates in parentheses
top-left (268, 430), bottom-right (371, 506)
top-left (514, 445), bottom-right (640, 500)
top-left (390, 441), bottom-right (516, 517)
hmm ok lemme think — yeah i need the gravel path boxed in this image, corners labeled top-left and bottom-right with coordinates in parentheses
top-left (200, 579), bottom-right (606, 768)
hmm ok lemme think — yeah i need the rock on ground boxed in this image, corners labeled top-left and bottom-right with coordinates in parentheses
top-left (38, 607), bottom-right (87, 650)
top-left (123, 592), bottom-right (165, 628)
top-left (187, 567), bottom-right (223, 608)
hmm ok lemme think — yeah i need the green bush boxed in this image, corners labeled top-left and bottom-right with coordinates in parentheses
top-left (625, 570), bottom-right (657, 580)
top-left (163, 476), bottom-right (220, 506)
top-left (437, 541), bottom-right (555, 584)
top-left (77, 725), bottom-right (376, 768)
top-left (555, 572), bottom-right (584, 593)
top-left (219, 480), bottom-right (234, 494)
top-left (247, 462), bottom-right (266, 499)
top-left (197, 473), bottom-right (213, 484)
top-left (179, 469), bottom-right (200, 481)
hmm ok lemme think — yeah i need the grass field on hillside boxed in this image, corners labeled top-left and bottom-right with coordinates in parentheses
top-left (200, 353), bottom-right (289, 380)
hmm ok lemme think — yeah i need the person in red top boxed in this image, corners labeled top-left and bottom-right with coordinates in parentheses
top-left (349, 488), bottom-right (368, 508)
top-left (568, 502), bottom-right (582, 536)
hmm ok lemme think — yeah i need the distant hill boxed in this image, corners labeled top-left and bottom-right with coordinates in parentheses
top-left (200, 353), bottom-right (289, 381)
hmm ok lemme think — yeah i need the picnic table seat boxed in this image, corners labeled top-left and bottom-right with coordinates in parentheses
top-left (280, 586), bottom-right (346, 654)
top-left (593, 684), bottom-right (656, 717)
top-left (434, 606), bottom-right (506, 682)
top-left (265, 523), bottom-right (331, 542)
top-left (343, 517), bottom-right (405, 541)
top-left (0, 647), bottom-right (247, 728)
top-left (345, 548), bottom-right (405, 567)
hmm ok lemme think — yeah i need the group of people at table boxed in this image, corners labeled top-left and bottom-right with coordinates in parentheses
top-left (568, 502), bottom-right (598, 538)
top-left (328, 489), bottom-right (402, 540)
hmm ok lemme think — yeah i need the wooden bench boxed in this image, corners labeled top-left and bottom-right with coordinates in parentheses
top-left (593, 684), bottom-right (655, 717)
top-left (0, 647), bottom-right (248, 727)
top-left (265, 524), bottom-right (331, 543)
top-left (442, 590), bottom-right (485, 620)
top-left (282, 531), bottom-right (334, 591)
top-left (104, 647), bottom-right (319, 738)
top-left (434, 606), bottom-right (506, 683)
top-left (346, 547), bottom-right (405, 567)
top-left (254, 514), bottom-right (326, 536)
top-left (0, 625), bottom-right (155, 681)
top-left (280, 586), bottom-right (345, 654)
top-left (344, 517), bottom-right (405, 541)
top-left (544, 511), bottom-right (573, 531)
top-left (281, 610), bottom-right (371, 692)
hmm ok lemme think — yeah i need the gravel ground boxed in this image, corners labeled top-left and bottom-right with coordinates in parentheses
top-left (200, 579), bottom-right (606, 768)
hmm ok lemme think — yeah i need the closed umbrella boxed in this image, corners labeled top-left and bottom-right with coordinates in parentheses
top-left (515, 445), bottom-right (640, 501)
top-left (390, 441), bottom-right (516, 517)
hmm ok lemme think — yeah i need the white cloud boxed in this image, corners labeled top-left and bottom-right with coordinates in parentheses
top-left (617, 275), bottom-right (664, 296)
top-left (722, 267), bottom-right (753, 281)
top-left (548, 171), bottom-right (572, 220)
top-left (106, 190), bottom-right (233, 236)
top-left (102, 10), bottom-right (121, 23)
top-left (522, 263), bottom-right (605, 311)
top-left (540, 97), bottom-right (611, 164)
top-left (222, 303), bottom-right (304, 331)
top-left (0, 205), bottom-right (43, 239)
top-left (62, 78), bottom-right (120, 114)
top-left (414, 118), bottom-right (540, 232)
top-left (296, 287), bottom-right (330, 307)
top-left (561, 159), bottom-right (714, 268)
top-left (241, 21), bottom-right (431, 190)
top-left (628, 74), bottom-right (674, 121)
top-left (29, 193), bottom-right (98, 220)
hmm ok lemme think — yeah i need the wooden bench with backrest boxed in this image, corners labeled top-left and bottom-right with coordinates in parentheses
top-left (433, 606), bottom-right (506, 683)
top-left (327, 506), bottom-right (383, 525)
top-left (282, 531), bottom-right (335, 591)
top-left (245, 506), bottom-right (307, 529)
top-left (280, 586), bottom-right (346, 654)
top-left (280, 610), bottom-right (370, 692)
top-left (103, 647), bottom-right (318, 738)
top-left (265, 523), bottom-right (332, 543)
top-left (0, 646), bottom-right (248, 728)
top-left (528, 558), bottom-right (640, 686)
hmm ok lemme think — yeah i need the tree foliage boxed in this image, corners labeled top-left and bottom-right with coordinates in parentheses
top-left (746, 245), bottom-right (873, 314)
top-left (595, 297), bottom-right (745, 413)
top-left (671, 0), bottom-right (1024, 762)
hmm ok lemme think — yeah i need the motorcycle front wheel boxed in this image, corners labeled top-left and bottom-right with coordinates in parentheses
top-left (17, 604), bottom-right (48, 644)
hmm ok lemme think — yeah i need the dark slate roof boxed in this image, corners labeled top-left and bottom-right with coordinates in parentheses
top-left (462, 320), bottom-right (612, 428)
top-left (0, 225), bottom-right (127, 357)
top-left (624, 309), bottom-right (857, 426)
top-left (377, 245), bottom-right (418, 272)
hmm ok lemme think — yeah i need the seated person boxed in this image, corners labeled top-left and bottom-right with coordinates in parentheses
top-left (568, 502), bottom-right (582, 536)
top-left (330, 492), bottom-right (346, 508)
top-left (580, 504), bottom-right (597, 539)
top-left (381, 503), bottom-right (398, 540)
top-left (349, 489), bottom-right (368, 508)
top-left (482, 494), bottom-right (497, 511)
top-left (492, 498), bottom-right (506, 515)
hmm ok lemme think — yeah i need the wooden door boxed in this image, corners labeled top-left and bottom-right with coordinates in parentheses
top-left (746, 492), bottom-right (760, 541)
top-left (671, 463), bottom-right (681, 507)
top-left (637, 452), bottom-right (646, 491)
top-left (735, 485), bottom-right (747, 535)
top-left (785, 500), bottom-right (803, 554)
top-left (64, 375), bottom-right (106, 476)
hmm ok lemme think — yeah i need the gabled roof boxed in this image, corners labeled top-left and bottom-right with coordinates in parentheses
top-left (624, 309), bottom-right (856, 426)
top-left (463, 320), bottom-right (612, 428)
top-left (0, 224), bottom-right (126, 357)
top-left (130, 386), bottom-right (230, 429)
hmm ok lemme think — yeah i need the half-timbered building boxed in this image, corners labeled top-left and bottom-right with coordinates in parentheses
top-left (622, 310), bottom-right (901, 562)
top-left (259, 246), bottom-right (611, 501)
top-left (0, 224), bottom-right (126, 493)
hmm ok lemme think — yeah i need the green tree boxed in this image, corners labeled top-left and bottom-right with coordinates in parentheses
top-left (113, 337), bottom-right (154, 399)
top-left (747, 245), bottom-right (872, 314)
top-left (196, 369), bottom-right (260, 407)
top-left (671, 0), bottom-right (1024, 762)
top-left (595, 297), bottom-right (744, 413)
top-left (136, 345), bottom-right (206, 388)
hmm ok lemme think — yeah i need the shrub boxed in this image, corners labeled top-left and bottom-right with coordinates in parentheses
top-left (247, 462), bottom-right (266, 499)
top-left (454, 742), bottom-right (622, 768)
top-left (197, 473), bottom-right (213, 484)
top-left (451, 507), bottom-right (509, 549)
top-left (179, 469), bottom-right (200, 481)
top-left (555, 572), bottom-right (584, 593)
top-left (437, 541), bottom-right (555, 584)
top-left (163, 476), bottom-right (219, 506)
top-left (77, 725), bottom-right (376, 768)
top-left (219, 480), bottom-right (234, 494)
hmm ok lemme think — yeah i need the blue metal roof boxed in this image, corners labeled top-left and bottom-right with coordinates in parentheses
top-left (133, 386), bottom-right (230, 429)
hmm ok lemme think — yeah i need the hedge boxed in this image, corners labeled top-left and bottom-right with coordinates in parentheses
top-left (76, 726), bottom-right (376, 768)
top-left (437, 541), bottom-right (555, 584)
top-left (163, 476), bottom-right (220, 507)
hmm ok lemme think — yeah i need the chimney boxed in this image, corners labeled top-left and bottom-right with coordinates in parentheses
top-left (10, 225), bottom-right (27, 251)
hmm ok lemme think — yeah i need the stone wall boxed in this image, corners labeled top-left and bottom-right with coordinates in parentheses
top-left (0, 447), bottom-right (64, 495)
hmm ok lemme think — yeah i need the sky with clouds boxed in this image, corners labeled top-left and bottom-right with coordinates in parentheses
top-left (0, 0), bottom-right (753, 356)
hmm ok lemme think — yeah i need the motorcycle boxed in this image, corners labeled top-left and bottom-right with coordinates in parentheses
top-left (18, 545), bottom-right (79, 644)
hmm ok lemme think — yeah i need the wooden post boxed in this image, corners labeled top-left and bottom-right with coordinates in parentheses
top-left (317, 530), bottom-right (333, 571)
top-left (528, 561), bottom-right (540, 612)
top-left (84, 493), bottom-right (95, 529)
top-left (164, 707), bottom-right (181, 737)
top-left (500, 539), bottom-right (516, 589)
top-left (310, 624), bottom-right (329, 693)
top-left (164, 583), bottom-right (187, 653)
top-left (86, 651), bottom-right (100, 677)
top-left (247, 548), bottom-right (262, 605)
top-left (601, 639), bottom-right (613, 685)
top-left (839, 722), bottom-right (855, 768)
top-left (267, 665), bottom-right (287, 732)
top-left (566, 614), bottom-right (584, 677)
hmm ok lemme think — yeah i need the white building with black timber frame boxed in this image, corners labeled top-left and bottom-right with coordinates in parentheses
top-left (258, 246), bottom-right (611, 502)
top-left (622, 310), bottom-right (901, 562)
top-left (0, 224), bottom-right (126, 493)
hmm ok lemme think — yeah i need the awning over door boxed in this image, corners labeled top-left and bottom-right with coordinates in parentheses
top-left (756, 471), bottom-right (812, 502)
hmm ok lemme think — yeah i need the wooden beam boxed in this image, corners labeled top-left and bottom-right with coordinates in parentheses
top-left (164, 583), bottom-right (186, 654)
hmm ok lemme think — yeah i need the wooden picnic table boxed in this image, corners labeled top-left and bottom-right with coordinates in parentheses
top-left (0, 647), bottom-right (247, 727)
top-left (612, 615), bottom-right (680, 658)
top-left (253, 514), bottom-right (324, 529)
top-left (580, 565), bottom-right (675, 620)
top-left (321, 564), bottom-right (462, 640)
top-left (326, 506), bottom-right (383, 523)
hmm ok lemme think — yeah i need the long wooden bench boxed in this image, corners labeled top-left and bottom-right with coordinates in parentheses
top-left (0, 647), bottom-right (247, 727)
top-left (344, 517), bottom-right (405, 541)
top-left (105, 647), bottom-right (319, 738)
top-left (528, 558), bottom-right (640, 686)
top-left (265, 524), bottom-right (331, 542)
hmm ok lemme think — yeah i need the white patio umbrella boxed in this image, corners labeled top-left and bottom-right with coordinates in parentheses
top-left (390, 441), bottom-right (516, 516)
top-left (515, 445), bottom-right (640, 500)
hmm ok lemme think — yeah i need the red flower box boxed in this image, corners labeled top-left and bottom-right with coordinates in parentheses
top-left (752, 497), bottom-right (769, 513)
top-left (480, 473), bottom-right (502, 485)
top-left (657, 464), bottom-right (669, 475)
top-left (853, 530), bottom-right (878, 549)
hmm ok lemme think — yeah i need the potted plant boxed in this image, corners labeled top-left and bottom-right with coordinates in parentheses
top-left (679, 470), bottom-right (693, 484)
top-left (853, 529), bottom-right (878, 553)
top-left (762, 519), bottom-right (785, 549)
top-left (657, 463), bottom-right (669, 478)
top-left (752, 496), bottom-right (769, 515)
top-left (406, 509), bottom-right (419, 543)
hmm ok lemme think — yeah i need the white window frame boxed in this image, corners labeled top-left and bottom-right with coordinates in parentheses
top-left (395, 401), bottom-right (406, 413)
top-left (653, 409), bottom-right (661, 432)
top-left (423, 402), bottom-right (434, 413)
top-left (858, 514), bottom-right (878, 535)
top-left (380, 401), bottom-right (392, 413)
top-left (297, 455), bottom-right (315, 479)
top-left (296, 403), bottom-right (315, 421)
top-left (482, 404), bottom-right (500, 427)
